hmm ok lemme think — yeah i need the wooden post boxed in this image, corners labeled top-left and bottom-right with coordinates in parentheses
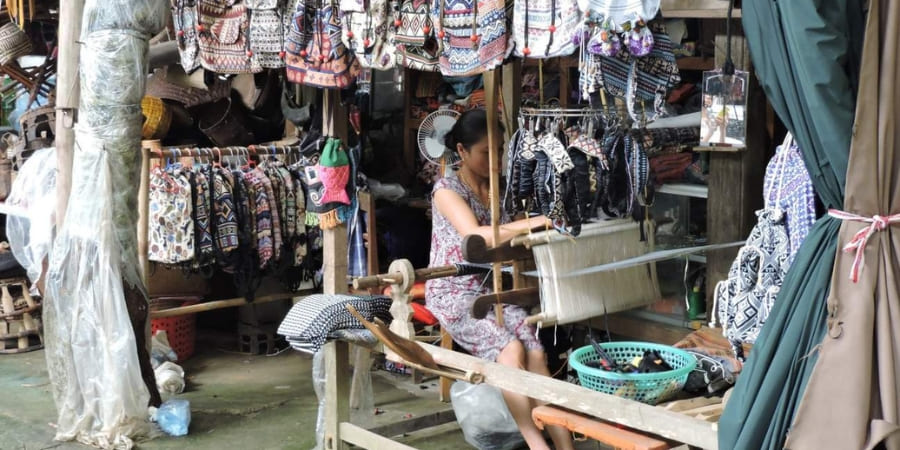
top-left (139, 140), bottom-right (157, 287)
top-left (322, 89), bottom-right (349, 296)
top-left (324, 340), bottom-right (350, 450)
top-left (55, 0), bottom-right (84, 229)
top-left (484, 70), bottom-right (503, 325)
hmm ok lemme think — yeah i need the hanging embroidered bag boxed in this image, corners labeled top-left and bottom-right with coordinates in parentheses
top-left (148, 167), bottom-right (196, 264)
top-left (394, 0), bottom-right (441, 71)
top-left (172, 0), bottom-right (202, 72)
top-left (285, 0), bottom-right (361, 88)
top-left (340, 0), bottom-right (397, 69)
top-left (246, 0), bottom-right (288, 68)
top-left (432, 0), bottom-right (507, 76)
top-left (511, 0), bottom-right (579, 58)
top-left (712, 208), bottom-right (790, 361)
top-left (197, 0), bottom-right (262, 73)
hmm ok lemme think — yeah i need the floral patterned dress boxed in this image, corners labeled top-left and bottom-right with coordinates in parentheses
top-left (425, 175), bottom-right (543, 362)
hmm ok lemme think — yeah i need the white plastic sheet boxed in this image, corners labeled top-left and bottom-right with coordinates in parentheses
top-left (6, 147), bottom-right (57, 284)
top-left (43, 0), bottom-right (167, 448)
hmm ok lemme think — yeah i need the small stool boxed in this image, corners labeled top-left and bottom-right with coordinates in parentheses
top-left (0, 279), bottom-right (42, 354)
top-left (532, 405), bottom-right (669, 450)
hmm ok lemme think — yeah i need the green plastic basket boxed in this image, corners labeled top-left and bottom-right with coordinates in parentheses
top-left (569, 341), bottom-right (697, 405)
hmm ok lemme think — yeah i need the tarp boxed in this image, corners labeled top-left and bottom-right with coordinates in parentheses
top-left (717, 0), bottom-right (865, 448)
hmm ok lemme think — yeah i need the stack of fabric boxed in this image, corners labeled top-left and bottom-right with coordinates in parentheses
top-left (277, 294), bottom-right (392, 354)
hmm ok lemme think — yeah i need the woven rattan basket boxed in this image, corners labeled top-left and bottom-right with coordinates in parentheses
top-left (0, 22), bottom-right (32, 66)
top-left (141, 96), bottom-right (173, 140)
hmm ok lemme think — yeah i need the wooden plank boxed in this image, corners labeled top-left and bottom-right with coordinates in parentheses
top-left (601, 313), bottom-right (692, 345)
top-left (661, 396), bottom-right (722, 412)
top-left (484, 69), bottom-right (504, 325)
top-left (339, 423), bottom-right (418, 450)
top-left (532, 406), bottom-right (669, 450)
top-left (139, 141), bottom-right (158, 287)
top-left (367, 409), bottom-right (457, 438)
top-left (501, 60), bottom-right (522, 143)
top-left (422, 344), bottom-right (718, 449)
top-left (149, 292), bottom-right (301, 318)
top-left (325, 341), bottom-right (351, 450)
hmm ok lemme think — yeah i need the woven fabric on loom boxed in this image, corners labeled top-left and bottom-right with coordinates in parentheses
top-left (433, 0), bottom-right (507, 76)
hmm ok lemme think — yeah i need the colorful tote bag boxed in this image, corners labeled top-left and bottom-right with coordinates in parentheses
top-left (394, 0), bottom-right (441, 71)
top-left (172, 0), bottom-right (202, 72)
top-left (246, 0), bottom-right (289, 68)
top-left (340, 0), bottom-right (397, 69)
top-left (197, 0), bottom-right (263, 73)
top-left (511, 0), bottom-right (579, 58)
top-left (432, 0), bottom-right (507, 76)
top-left (285, 0), bottom-right (361, 88)
top-left (148, 167), bottom-right (195, 264)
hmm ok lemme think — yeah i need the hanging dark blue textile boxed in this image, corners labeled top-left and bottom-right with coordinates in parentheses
top-left (717, 0), bottom-right (866, 449)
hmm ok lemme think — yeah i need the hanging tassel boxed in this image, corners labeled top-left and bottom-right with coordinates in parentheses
top-left (305, 211), bottom-right (320, 226)
top-left (318, 209), bottom-right (340, 230)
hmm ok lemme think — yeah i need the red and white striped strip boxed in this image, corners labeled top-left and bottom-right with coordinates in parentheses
top-left (828, 209), bottom-right (900, 283)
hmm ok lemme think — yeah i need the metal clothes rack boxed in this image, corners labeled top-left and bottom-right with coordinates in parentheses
top-left (138, 140), bottom-right (313, 319)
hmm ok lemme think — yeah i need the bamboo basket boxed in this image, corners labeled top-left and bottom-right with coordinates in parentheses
top-left (519, 219), bottom-right (660, 326)
top-left (141, 96), bottom-right (172, 140)
top-left (0, 21), bottom-right (31, 66)
top-left (0, 279), bottom-right (42, 354)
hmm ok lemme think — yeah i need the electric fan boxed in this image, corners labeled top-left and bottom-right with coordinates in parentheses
top-left (417, 109), bottom-right (461, 175)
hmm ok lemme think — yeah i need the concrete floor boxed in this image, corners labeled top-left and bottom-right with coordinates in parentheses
top-left (0, 333), bottom-right (470, 450)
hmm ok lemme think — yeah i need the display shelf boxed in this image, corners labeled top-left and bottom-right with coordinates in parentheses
top-left (657, 183), bottom-right (709, 199)
top-left (661, 0), bottom-right (742, 18)
top-left (676, 56), bottom-right (716, 71)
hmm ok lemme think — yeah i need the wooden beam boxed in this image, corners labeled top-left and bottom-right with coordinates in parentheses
top-left (422, 343), bottom-right (718, 449)
top-left (149, 292), bottom-right (300, 319)
top-left (55, 0), bottom-right (84, 229)
top-left (139, 140), bottom-right (158, 286)
top-left (484, 69), bottom-right (503, 325)
top-left (366, 409), bottom-right (457, 439)
top-left (325, 341), bottom-right (351, 450)
top-left (532, 406), bottom-right (669, 450)
top-left (339, 423), bottom-right (417, 450)
top-left (322, 89), bottom-right (349, 295)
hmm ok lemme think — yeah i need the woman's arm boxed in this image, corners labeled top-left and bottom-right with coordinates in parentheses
top-left (434, 188), bottom-right (550, 246)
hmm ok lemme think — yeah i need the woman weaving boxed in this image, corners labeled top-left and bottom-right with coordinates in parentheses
top-left (426, 109), bottom-right (574, 450)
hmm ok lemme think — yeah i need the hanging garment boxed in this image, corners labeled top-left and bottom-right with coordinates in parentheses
top-left (713, 208), bottom-right (790, 360)
top-left (197, 0), bottom-right (262, 74)
top-left (211, 167), bottom-right (241, 254)
top-left (762, 136), bottom-right (816, 266)
top-left (394, 0), bottom-right (441, 71)
top-left (285, 0), bottom-right (361, 88)
top-left (624, 130), bottom-right (650, 206)
top-left (340, 0), bottom-right (397, 69)
top-left (148, 166), bottom-right (195, 264)
top-left (596, 20), bottom-right (680, 120)
top-left (432, 0), bottom-right (507, 76)
top-left (511, 0), bottom-right (579, 58)
top-left (190, 168), bottom-right (216, 266)
top-left (253, 166), bottom-right (283, 261)
top-left (246, 0), bottom-right (289, 68)
top-left (171, 0), bottom-right (201, 73)
top-left (597, 124), bottom-right (632, 218)
top-left (243, 168), bottom-right (276, 268)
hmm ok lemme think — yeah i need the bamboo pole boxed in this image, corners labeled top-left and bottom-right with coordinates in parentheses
top-left (54, 0), bottom-right (84, 229)
top-left (149, 292), bottom-right (301, 319)
top-left (483, 69), bottom-right (503, 326)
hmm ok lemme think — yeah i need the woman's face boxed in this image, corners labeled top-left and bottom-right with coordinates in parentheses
top-left (458, 134), bottom-right (500, 179)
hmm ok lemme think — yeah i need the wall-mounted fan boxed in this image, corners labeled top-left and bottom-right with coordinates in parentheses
top-left (417, 109), bottom-right (461, 175)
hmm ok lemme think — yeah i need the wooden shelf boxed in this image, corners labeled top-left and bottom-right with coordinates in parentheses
top-left (661, 0), bottom-right (741, 18)
top-left (677, 56), bottom-right (716, 71)
top-left (657, 183), bottom-right (709, 199)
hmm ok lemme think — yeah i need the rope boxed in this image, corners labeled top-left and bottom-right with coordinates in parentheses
top-left (827, 209), bottom-right (900, 283)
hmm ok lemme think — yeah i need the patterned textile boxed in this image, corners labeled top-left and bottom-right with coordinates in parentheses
top-left (340, 0), bottom-right (397, 69)
top-left (578, 0), bottom-right (659, 25)
top-left (231, 169), bottom-right (257, 249)
top-left (243, 169), bottom-right (275, 267)
top-left (347, 209), bottom-right (368, 277)
top-left (149, 167), bottom-right (195, 264)
top-left (277, 294), bottom-right (392, 353)
top-left (537, 132), bottom-right (574, 173)
top-left (254, 167), bottom-right (283, 261)
top-left (284, 0), bottom-right (361, 88)
top-left (247, 0), bottom-right (288, 68)
top-left (394, 0), bottom-right (441, 71)
top-left (191, 169), bottom-right (216, 265)
top-left (276, 165), bottom-right (297, 239)
top-left (426, 176), bottom-right (542, 362)
top-left (197, 1), bottom-right (262, 74)
top-left (597, 124), bottom-right (633, 218)
top-left (624, 131), bottom-right (650, 206)
top-left (713, 208), bottom-right (790, 360)
top-left (762, 141), bottom-right (816, 266)
top-left (432, 0), bottom-right (507, 76)
top-left (595, 20), bottom-right (680, 119)
top-left (212, 168), bottom-right (240, 254)
top-left (564, 148), bottom-right (591, 235)
top-left (172, 0), bottom-right (201, 72)
top-left (511, 0), bottom-right (579, 58)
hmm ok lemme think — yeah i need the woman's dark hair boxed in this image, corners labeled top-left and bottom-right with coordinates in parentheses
top-left (444, 109), bottom-right (504, 152)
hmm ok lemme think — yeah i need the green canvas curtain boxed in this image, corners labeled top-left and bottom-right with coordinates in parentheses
top-left (717, 0), bottom-right (866, 449)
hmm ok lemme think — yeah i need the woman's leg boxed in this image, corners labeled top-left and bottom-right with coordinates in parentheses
top-left (526, 350), bottom-right (575, 450)
top-left (497, 340), bottom-right (551, 450)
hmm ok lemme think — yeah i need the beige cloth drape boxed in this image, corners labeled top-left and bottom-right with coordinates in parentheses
top-left (786, 1), bottom-right (900, 449)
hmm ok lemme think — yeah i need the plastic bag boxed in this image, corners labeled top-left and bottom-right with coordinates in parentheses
top-left (450, 382), bottom-right (524, 450)
top-left (155, 361), bottom-right (186, 396)
top-left (6, 147), bottom-right (57, 285)
top-left (311, 337), bottom-right (376, 450)
top-left (156, 398), bottom-right (191, 437)
top-left (42, 0), bottom-right (168, 448)
top-left (151, 330), bottom-right (178, 369)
